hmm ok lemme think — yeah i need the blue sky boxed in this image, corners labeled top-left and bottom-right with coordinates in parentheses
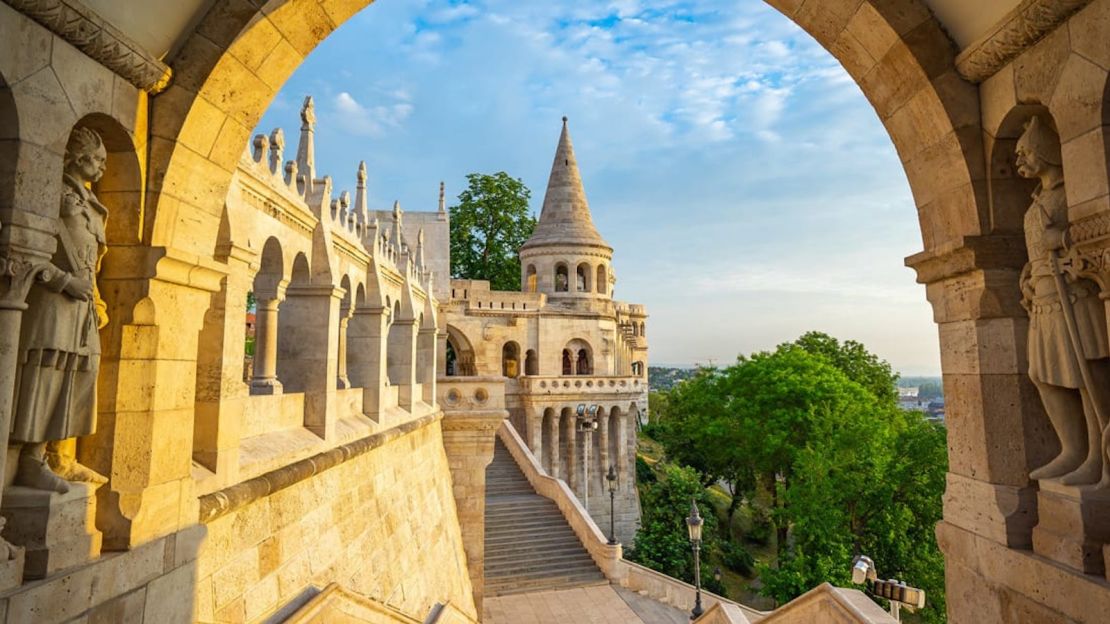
top-left (256, 0), bottom-right (941, 375)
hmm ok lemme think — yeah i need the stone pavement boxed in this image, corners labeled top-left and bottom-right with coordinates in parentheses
top-left (483, 584), bottom-right (689, 624)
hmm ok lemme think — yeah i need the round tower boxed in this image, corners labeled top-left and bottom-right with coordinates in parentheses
top-left (520, 117), bottom-right (614, 300)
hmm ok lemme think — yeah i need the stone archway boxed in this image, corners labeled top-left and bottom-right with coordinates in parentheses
top-left (142, 1), bottom-right (1011, 621)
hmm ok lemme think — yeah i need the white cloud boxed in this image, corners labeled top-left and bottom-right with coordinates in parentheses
top-left (332, 91), bottom-right (414, 137)
top-left (256, 0), bottom-right (939, 373)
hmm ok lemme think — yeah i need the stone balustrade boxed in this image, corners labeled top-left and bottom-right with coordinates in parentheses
top-left (518, 374), bottom-right (646, 396)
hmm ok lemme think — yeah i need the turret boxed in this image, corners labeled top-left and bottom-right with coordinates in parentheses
top-left (519, 117), bottom-right (614, 299)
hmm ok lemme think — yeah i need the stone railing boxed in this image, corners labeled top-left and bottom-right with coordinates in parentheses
top-left (498, 422), bottom-right (897, 624)
top-left (281, 582), bottom-right (476, 623)
top-left (438, 376), bottom-right (507, 412)
top-left (517, 375), bottom-right (646, 396)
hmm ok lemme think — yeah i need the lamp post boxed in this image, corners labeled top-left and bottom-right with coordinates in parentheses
top-left (686, 499), bottom-right (705, 620)
top-left (606, 464), bottom-right (618, 545)
top-left (576, 404), bottom-right (600, 509)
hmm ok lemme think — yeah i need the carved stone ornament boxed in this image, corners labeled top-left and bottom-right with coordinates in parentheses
top-left (1017, 116), bottom-right (1110, 488)
top-left (2, 0), bottom-right (172, 93)
top-left (956, 0), bottom-right (1093, 83)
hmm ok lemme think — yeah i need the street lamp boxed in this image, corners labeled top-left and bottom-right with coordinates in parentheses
top-left (849, 555), bottom-right (925, 622)
top-left (686, 499), bottom-right (705, 620)
top-left (576, 404), bottom-right (600, 509)
top-left (606, 464), bottom-right (618, 545)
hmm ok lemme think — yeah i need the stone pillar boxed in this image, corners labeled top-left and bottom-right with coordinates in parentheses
top-left (277, 285), bottom-right (342, 439)
top-left (336, 301), bottom-right (354, 389)
top-left (417, 325), bottom-right (437, 405)
top-left (250, 288), bottom-right (285, 395)
top-left (441, 409), bottom-right (508, 615)
top-left (524, 408), bottom-right (543, 462)
top-left (907, 241), bottom-right (1048, 587)
top-left (564, 412), bottom-right (578, 494)
top-left (0, 254), bottom-right (37, 589)
top-left (87, 261), bottom-right (222, 550)
top-left (348, 305), bottom-right (388, 421)
top-left (388, 318), bottom-right (418, 410)
top-left (194, 245), bottom-right (255, 484)
top-left (546, 412), bottom-right (560, 479)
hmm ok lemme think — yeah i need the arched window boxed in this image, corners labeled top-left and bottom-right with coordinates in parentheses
top-left (576, 263), bottom-right (589, 292)
top-left (562, 349), bottom-right (573, 375)
top-left (502, 341), bottom-right (521, 378)
top-left (596, 265), bottom-right (607, 294)
top-left (525, 349), bottom-right (539, 375)
top-left (640, 322), bottom-right (646, 337)
top-left (632, 361), bottom-right (644, 376)
top-left (577, 349), bottom-right (591, 375)
top-left (555, 264), bottom-right (569, 292)
top-left (526, 265), bottom-right (537, 293)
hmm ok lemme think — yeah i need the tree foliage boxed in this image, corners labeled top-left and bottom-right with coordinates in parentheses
top-left (651, 333), bottom-right (947, 622)
top-left (627, 464), bottom-right (720, 589)
top-left (448, 172), bottom-right (535, 291)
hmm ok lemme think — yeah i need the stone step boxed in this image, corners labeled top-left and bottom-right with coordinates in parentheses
top-left (483, 437), bottom-right (605, 596)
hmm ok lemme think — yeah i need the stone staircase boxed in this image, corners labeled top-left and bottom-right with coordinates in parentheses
top-left (484, 438), bottom-right (607, 597)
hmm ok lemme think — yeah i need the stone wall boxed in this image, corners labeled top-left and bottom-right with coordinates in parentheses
top-left (195, 416), bottom-right (476, 622)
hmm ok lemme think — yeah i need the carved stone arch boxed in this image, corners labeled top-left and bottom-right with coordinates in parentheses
top-left (445, 324), bottom-right (476, 377)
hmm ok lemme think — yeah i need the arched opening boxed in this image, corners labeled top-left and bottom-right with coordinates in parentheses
top-left (276, 253), bottom-right (312, 392)
top-left (337, 275), bottom-right (353, 389)
top-left (525, 349), bottom-right (539, 376)
top-left (596, 265), bottom-right (606, 294)
top-left (445, 340), bottom-right (458, 376)
top-left (565, 339), bottom-right (593, 375)
top-left (576, 263), bottom-right (589, 292)
top-left (249, 237), bottom-right (285, 394)
top-left (554, 263), bottom-right (569, 292)
top-left (387, 299), bottom-right (405, 385)
top-left (138, 1), bottom-right (1017, 620)
top-left (502, 341), bottom-right (521, 378)
top-left (444, 324), bottom-right (476, 376)
top-left (542, 407), bottom-right (558, 475)
top-left (631, 361), bottom-right (644, 377)
top-left (526, 264), bottom-right (537, 293)
top-left (577, 349), bottom-right (591, 375)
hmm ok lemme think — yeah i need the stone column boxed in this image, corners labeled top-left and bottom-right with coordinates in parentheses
top-left (336, 301), bottom-right (354, 389)
top-left (276, 285), bottom-right (342, 439)
top-left (546, 412), bottom-right (560, 479)
top-left (907, 242), bottom-right (1047, 578)
top-left (388, 318), bottom-right (418, 410)
top-left (348, 305), bottom-right (388, 422)
top-left (524, 408), bottom-right (543, 461)
top-left (564, 411), bottom-right (578, 494)
top-left (0, 253), bottom-right (37, 589)
top-left (194, 245), bottom-right (256, 485)
top-left (87, 259), bottom-right (223, 549)
top-left (417, 325), bottom-right (437, 405)
top-left (250, 287), bottom-right (286, 395)
top-left (441, 409), bottom-right (508, 615)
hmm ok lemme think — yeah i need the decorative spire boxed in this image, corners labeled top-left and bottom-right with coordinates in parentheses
top-left (268, 128), bottom-right (285, 174)
top-left (296, 96), bottom-right (316, 185)
top-left (354, 161), bottom-right (369, 225)
top-left (392, 200), bottom-right (404, 254)
top-left (438, 181), bottom-right (446, 213)
top-left (521, 116), bottom-right (610, 252)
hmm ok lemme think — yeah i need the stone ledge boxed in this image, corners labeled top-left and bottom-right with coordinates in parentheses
top-left (198, 412), bottom-right (442, 523)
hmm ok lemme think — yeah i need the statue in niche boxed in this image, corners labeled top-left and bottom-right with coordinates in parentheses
top-left (11, 126), bottom-right (111, 493)
top-left (1017, 116), bottom-right (1110, 486)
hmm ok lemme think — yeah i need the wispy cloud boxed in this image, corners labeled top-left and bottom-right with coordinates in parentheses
top-left (256, 0), bottom-right (939, 373)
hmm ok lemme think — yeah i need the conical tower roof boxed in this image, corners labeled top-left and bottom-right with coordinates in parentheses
top-left (521, 117), bottom-right (611, 252)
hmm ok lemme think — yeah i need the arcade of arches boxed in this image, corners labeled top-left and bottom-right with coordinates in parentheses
top-left (0, 0), bottom-right (1109, 623)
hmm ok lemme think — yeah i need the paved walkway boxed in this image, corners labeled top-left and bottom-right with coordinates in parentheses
top-left (483, 584), bottom-right (689, 624)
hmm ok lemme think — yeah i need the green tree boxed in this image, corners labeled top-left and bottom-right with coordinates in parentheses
top-left (449, 172), bottom-right (535, 291)
top-left (627, 464), bottom-right (719, 585)
top-left (653, 336), bottom-right (947, 622)
top-left (787, 331), bottom-right (899, 405)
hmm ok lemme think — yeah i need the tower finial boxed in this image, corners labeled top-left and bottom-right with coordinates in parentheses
top-left (297, 95), bottom-right (317, 187)
top-left (562, 115), bottom-right (568, 125)
top-left (438, 181), bottom-right (446, 213)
